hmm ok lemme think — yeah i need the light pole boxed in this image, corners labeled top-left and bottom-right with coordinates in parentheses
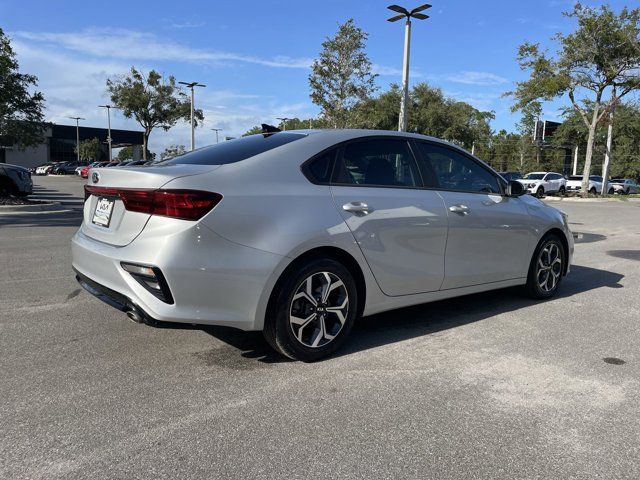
top-left (387, 3), bottom-right (431, 132)
top-left (98, 105), bottom-right (117, 162)
top-left (179, 81), bottom-right (206, 151)
top-left (276, 117), bottom-right (291, 131)
top-left (68, 116), bottom-right (85, 162)
top-left (210, 128), bottom-right (222, 143)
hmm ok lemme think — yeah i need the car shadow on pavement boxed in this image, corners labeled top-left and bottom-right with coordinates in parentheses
top-left (0, 211), bottom-right (83, 228)
top-left (174, 264), bottom-right (624, 363)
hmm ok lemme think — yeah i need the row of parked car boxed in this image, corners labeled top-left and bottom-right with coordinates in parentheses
top-left (33, 160), bottom-right (151, 178)
top-left (498, 171), bottom-right (639, 197)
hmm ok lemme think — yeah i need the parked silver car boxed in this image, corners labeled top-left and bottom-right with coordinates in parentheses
top-left (72, 130), bottom-right (574, 361)
top-left (609, 178), bottom-right (638, 195)
top-left (0, 163), bottom-right (33, 197)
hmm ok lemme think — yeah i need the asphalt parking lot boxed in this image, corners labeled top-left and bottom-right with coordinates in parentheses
top-left (1, 175), bottom-right (639, 479)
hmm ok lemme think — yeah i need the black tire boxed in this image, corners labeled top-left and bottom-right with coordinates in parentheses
top-left (525, 234), bottom-right (566, 299)
top-left (0, 179), bottom-right (17, 197)
top-left (536, 186), bottom-right (545, 198)
top-left (608, 188), bottom-right (614, 195)
top-left (558, 186), bottom-right (566, 196)
top-left (263, 257), bottom-right (358, 362)
top-left (589, 187), bottom-right (597, 195)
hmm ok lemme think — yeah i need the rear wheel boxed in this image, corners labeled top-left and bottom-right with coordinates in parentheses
top-left (263, 258), bottom-right (358, 361)
top-left (589, 187), bottom-right (597, 195)
top-left (525, 234), bottom-right (566, 299)
top-left (558, 186), bottom-right (566, 196)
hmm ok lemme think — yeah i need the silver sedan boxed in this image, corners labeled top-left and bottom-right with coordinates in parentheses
top-left (72, 130), bottom-right (573, 361)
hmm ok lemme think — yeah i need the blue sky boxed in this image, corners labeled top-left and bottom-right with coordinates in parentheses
top-left (1, 0), bottom-right (632, 153)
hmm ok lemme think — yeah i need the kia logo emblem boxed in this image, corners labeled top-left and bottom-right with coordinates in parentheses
top-left (92, 172), bottom-right (100, 184)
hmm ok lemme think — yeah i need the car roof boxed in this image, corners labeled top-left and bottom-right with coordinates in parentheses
top-left (286, 128), bottom-right (457, 146)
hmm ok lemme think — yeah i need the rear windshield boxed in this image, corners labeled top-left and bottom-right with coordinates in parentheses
top-left (568, 176), bottom-right (582, 180)
top-left (162, 132), bottom-right (306, 165)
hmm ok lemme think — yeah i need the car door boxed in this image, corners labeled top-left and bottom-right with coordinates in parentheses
top-left (543, 173), bottom-right (557, 192)
top-left (330, 137), bottom-right (448, 296)
top-left (414, 141), bottom-right (533, 290)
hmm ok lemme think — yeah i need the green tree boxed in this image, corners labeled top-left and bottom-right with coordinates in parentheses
top-left (106, 67), bottom-right (203, 160)
top-left (76, 137), bottom-right (102, 161)
top-left (553, 101), bottom-right (640, 179)
top-left (160, 144), bottom-right (186, 160)
top-left (0, 28), bottom-right (47, 150)
top-left (309, 19), bottom-right (377, 128)
top-left (352, 83), bottom-right (494, 151)
top-left (509, 3), bottom-right (640, 195)
top-left (117, 146), bottom-right (133, 161)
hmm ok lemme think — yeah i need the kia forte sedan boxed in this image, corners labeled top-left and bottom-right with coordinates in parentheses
top-left (72, 130), bottom-right (573, 361)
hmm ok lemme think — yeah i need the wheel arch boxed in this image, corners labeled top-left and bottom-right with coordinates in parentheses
top-left (264, 246), bottom-right (367, 327)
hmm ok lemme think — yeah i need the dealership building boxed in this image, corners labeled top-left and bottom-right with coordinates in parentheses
top-left (0, 123), bottom-right (144, 169)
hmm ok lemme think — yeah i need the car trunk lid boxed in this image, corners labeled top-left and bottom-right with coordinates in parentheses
top-left (81, 164), bottom-right (220, 246)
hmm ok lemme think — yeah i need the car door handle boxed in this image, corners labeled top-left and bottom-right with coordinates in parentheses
top-left (449, 204), bottom-right (470, 214)
top-left (342, 201), bottom-right (372, 215)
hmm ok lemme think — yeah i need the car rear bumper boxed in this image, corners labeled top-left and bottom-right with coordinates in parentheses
top-left (71, 219), bottom-right (286, 331)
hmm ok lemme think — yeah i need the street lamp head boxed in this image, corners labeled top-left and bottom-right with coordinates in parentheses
top-left (179, 81), bottom-right (206, 88)
top-left (410, 3), bottom-right (431, 14)
top-left (387, 14), bottom-right (406, 22)
top-left (387, 4), bottom-right (409, 15)
top-left (387, 3), bottom-right (431, 21)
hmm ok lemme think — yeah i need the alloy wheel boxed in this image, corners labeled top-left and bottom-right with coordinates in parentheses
top-left (536, 243), bottom-right (563, 293)
top-left (289, 271), bottom-right (349, 348)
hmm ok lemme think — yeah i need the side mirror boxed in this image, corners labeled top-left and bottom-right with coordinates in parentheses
top-left (506, 180), bottom-right (525, 197)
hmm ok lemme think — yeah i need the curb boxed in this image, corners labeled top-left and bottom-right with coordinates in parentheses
top-left (543, 197), bottom-right (640, 203)
top-left (0, 202), bottom-right (67, 213)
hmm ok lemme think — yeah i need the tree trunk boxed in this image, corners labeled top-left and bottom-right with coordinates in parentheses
top-left (580, 103), bottom-right (601, 197)
top-left (142, 132), bottom-right (149, 161)
top-left (580, 125), bottom-right (597, 197)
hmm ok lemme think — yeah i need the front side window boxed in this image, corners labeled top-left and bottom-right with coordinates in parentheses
top-left (416, 143), bottom-right (501, 194)
top-left (332, 139), bottom-right (420, 188)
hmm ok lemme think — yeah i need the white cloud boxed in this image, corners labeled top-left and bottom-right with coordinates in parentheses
top-left (439, 71), bottom-right (509, 86)
top-left (12, 28), bottom-right (313, 69)
top-left (12, 38), bottom-right (314, 154)
top-left (170, 21), bottom-right (206, 29)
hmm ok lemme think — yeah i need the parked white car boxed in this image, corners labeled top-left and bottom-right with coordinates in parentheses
top-left (517, 172), bottom-right (566, 198)
top-left (35, 163), bottom-right (55, 175)
top-left (565, 175), bottom-right (603, 195)
top-left (609, 178), bottom-right (639, 195)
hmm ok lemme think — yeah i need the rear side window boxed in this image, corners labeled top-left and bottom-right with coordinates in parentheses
top-left (416, 142), bottom-right (501, 194)
top-left (302, 149), bottom-right (336, 184)
top-left (162, 132), bottom-right (305, 165)
top-left (332, 139), bottom-right (420, 188)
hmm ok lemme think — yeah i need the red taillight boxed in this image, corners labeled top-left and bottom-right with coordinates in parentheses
top-left (84, 185), bottom-right (222, 221)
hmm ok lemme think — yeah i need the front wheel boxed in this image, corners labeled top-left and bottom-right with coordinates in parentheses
top-left (525, 234), bottom-right (566, 299)
top-left (589, 187), bottom-right (597, 195)
top-left (558, 186), bottom-right (566, 196)
top-left (536, 186), bottom-right (545, 198)
top-left (263, 258), bottom-right (358, 361)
